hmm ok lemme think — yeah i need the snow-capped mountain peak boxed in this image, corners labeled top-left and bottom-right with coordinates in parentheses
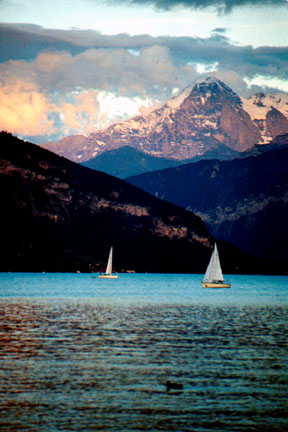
top-left (191, 77), bottom-right (242, 107)
top-left (42, 78), bottom-right (288, 162)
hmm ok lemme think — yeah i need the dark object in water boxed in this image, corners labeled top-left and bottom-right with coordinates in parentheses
top-left (165, 380), bottom-right (183, 391)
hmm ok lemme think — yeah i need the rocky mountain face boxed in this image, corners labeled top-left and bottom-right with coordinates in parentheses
top-left (42, 78), bottom-right (288, 163)
top-left (127, 136), bottom-right (288, 264)
top-left (239, 133), bottom-right (288, 158)
top-left (242, 93), bottom-right (288, 142)
top-left (2, 131), bottom-right (256, 274)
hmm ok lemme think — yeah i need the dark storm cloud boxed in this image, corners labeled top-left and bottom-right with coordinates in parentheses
top-left (108, 0), bottom-right (287, 13)
top-left (0, 24), bottom-right (91, 62)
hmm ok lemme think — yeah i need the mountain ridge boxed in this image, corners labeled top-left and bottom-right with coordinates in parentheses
top-left (2, 131), bottom-right (252, 274)
top-left (81, 143), bottom-right (239, 179)
top-left (127, 139), bottom-right (288, 263)
top-left (81, 146), bottom-right (183, 179)
top-left (42, 78), bottom-right (288, 162)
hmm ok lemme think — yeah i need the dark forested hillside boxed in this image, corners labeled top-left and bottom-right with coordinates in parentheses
top-left (0, 132), bottom-right (250, 274)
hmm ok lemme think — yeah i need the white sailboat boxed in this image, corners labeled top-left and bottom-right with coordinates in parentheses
top-left (98, 246), bottom-right (118, 279)
top-left (202, 243), bottom-right (230, 288)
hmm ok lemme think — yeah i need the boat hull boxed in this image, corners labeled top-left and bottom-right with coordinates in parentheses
top-left (202, 282), bottom-right (230, 288)
top-left (98, 274), bottom-right (118, 279)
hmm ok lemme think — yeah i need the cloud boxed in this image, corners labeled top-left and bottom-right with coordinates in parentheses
top-left (0, 80), bottom-right (56, 137)
top-left (108, 0), bottom-right (287, 13)
top-left (58, 90), bottom-right (103, 135)
top-left (0, 23), bottom-right (287, 142)
top-left (212, 27), bottom-right (228, 33)
top-left (2, 24), bottom-right (288, 85)
top-left (0, 45), bottom-right (195, 139)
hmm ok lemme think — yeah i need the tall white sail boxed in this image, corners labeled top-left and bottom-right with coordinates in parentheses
top-left (203, 243), bottom-right (224, 283)
top-left (105, 247), bottom-right (113, 275)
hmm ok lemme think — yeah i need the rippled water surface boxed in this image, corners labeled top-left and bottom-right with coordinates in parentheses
top-left (0, 273), bottom-right (287, 431)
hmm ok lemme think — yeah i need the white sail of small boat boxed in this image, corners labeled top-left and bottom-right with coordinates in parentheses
top-left (98, 246), bottom-right (118, 279)
top-left (202, 243), bottom-right (230, 288)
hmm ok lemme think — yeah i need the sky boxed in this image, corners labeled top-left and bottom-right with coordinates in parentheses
top-left (0, 0), bottom-right (288, 143)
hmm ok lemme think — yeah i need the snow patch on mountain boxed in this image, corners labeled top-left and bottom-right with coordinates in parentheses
top-left (166, 86), bottom-right (192, 110)
top-left (242, 93), bottom-right (288, 120)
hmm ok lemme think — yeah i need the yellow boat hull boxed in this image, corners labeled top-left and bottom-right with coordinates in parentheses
top-left (202, 282), bottom-right (230, 288)
top-left (98, 274), bottom-right (118, 279)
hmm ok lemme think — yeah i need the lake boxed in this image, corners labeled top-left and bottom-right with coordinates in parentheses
top-left (0, 273), bottom-right (287, 431)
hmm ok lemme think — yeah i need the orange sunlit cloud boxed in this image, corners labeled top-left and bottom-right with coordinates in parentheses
top-left (0, 82), bottom-right (105, 138)
top-left (60, 90), bottom-right (103, 135)
top-left (0, 47), bottom-right (198, 140)
top-left (0, 81), bottom-right (56, 136)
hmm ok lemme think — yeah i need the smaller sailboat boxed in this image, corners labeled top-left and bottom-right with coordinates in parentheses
top-left (98, 246), bottom-right (118, 279)
top-left (202, 243), bottom-right (230, 288)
